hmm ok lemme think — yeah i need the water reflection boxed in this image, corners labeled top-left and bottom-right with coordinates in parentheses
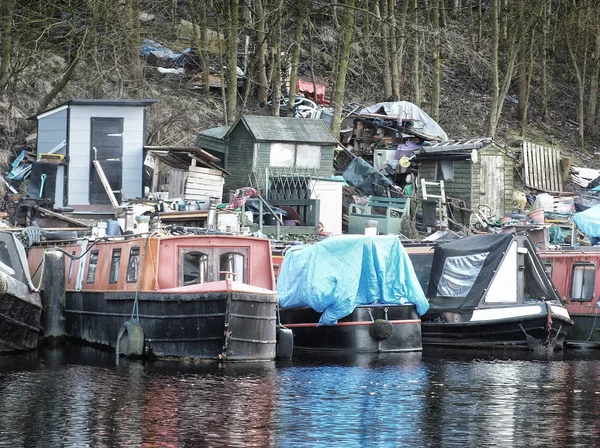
top-left (0, 346), bottom-right (598, 446)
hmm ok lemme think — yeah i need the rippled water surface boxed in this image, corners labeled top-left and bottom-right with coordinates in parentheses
top-left (0, 346), bottom-right (599, 447)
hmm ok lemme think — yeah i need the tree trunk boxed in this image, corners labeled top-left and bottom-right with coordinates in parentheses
top-left (256, 0), bottom-right (268, 107)
top-left (288, 0), bottom-right (308, 117)
top-left (541, 0), bottom-right (549, 122)
top-left (0, 0), bottom-right (17, 93)
top-left (412, 0), bottom-right (421, 106)
top-left (488, 0), bottom-right (499, 137)
top-left (516, 1), bottom-right (526, 122)
top-left (226, 0), bottom-right (239, 123)
top-left (127, 0), bottom-right (143, 94)
top-left (377, 0), bottom-right (393, 98)
top-left (396, 0), bottom-right (409, 93)
top-left (565, 14), bottom-right (586, 150)
top-left (388, 0), bottom-right (400, 97)
top-left (587, 20), bottom-right (600, 136)
top-left (431, 0), bottom-right (440, 120)
top-left (331, 0), bottom-right (356, 137)
top-left (271, 0), bottom-right (284, 116)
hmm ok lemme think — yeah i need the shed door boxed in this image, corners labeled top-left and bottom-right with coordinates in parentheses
top-left (90, 117), bottom-right (123, 204)
top-left (479, 155), bottom-right (505, 217)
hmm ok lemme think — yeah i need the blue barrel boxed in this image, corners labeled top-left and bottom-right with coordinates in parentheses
top-left (106, 220), bottom-right (120, 236)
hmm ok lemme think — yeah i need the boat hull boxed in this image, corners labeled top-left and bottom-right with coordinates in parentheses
top-left (65, 290), bottom-right (277, 361)
top-left (421, 304), bottom-right (573, 350)
top-left (564, 313), bottom-right (600, 347)
top-left (280, 304), bottom-right (422, 353)
top-left (0, 291), bottom-right (41, 353)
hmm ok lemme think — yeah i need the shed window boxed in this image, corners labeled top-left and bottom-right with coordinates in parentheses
top-left (87, 250), bottom-right (99, 283)
top-left (182, 251), bottom-right (209, 286)
top-left (126, 246), bottom-right (140, 283)
top-left (571, 263), bottom-right (595, 302)
top-left (109, 249), bottom-right (121, 284)
top-left (220, 252), bottom-right (245, 282)
top-left (436, 160), bottom-right (454, 181)
top-left (270, 143), bottom-right (321, 168)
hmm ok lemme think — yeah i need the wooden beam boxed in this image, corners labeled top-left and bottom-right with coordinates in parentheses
top-left (92, 160), bottom-right (121, 211)
top-left (38, 207), bottom-right (89, 227)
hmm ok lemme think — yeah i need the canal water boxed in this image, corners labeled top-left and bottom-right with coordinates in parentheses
top-left (0, 345), bottom-right (599, 447)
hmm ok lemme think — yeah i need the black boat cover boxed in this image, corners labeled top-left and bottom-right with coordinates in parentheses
top-left (426, 233), bottom-right (513, 312)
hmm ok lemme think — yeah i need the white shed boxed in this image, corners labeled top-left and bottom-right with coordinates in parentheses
top-left (33, 99), bottom-right (157, 210)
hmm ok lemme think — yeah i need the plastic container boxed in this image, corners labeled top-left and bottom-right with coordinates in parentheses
top-left (136, 215), bottom-right (150, 233)
top-left (106, 220), bottom-right (121, 236)
top-left (97, 221), bottom-right (107, 238)
top-left (527, 209), bottom-right (544, 224)
top-left (364, 219), bottom-right (378, 236)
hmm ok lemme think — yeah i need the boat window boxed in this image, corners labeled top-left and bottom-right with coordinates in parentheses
top-left (182, 251), bottom-right (209, 286)
top-left (0, 241), bottom-right (12, 267)
top-left (126, 246), bottom-right (140, 283)
top-left (437, 252), bottom-right (488, 297)
top-left (87, 250), bottom-right (99, 283)
top-left (219, 252), bottom-right (245, 282)
top-left (67, 251), bottom-right (76, 283)
top-left (109, 249), bottom-right (122, 284)
top-left (571, 263), bottom-right (595, 302)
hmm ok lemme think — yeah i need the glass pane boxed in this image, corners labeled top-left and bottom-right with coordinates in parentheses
top-left (87, 251), bottom-right (99, 283)
top-left (571, 264), bottom-right (595, 301)
top-left (126, 247), bottom-right (140, 283)
top-left (437, 252), bottom-right (488, 297)
top-left (296, 145), bottom-right (321, 168)
top-left (109, 249), bottom-right (121, 284)
top-left (182, 252), bottom-right (209, 286)
top-left (436, 160), bottom-right (454, 181)
top-left (220, 253), bottom-right (245, 282)
top-left (270, 143), bottom-right (296, 167)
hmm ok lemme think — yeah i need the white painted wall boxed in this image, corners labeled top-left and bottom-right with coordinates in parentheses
top-left (67, 105), bottom-right (145, 205)
top-left (310, 179), bottom-right (343, 234)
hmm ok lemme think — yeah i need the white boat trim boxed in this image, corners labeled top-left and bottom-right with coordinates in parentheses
top-left (550, 304), bottom-right (571, 320)
top-left (469, 305), bottom-right (543, 322)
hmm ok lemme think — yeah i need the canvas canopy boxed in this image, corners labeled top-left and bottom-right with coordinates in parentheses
top-left (424, 234), bottom-right (560, 312)
top-left (277, 235), bottom-right (429, 325)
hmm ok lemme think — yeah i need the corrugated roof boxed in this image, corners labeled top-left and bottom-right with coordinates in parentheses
top-left (31, 98), bottom-right (158, 120)
top-left (199, 126), bottom-right (230, 140)
top-left (233, 115), bottom-right (338, 144)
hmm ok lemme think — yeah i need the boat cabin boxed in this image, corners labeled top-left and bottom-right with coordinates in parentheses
top-left (539, 247), bottom-right (600, 343)
top-left (28, 235), bottom-right (275, 292)
top-left (407, 234), bottom-right (564, 320)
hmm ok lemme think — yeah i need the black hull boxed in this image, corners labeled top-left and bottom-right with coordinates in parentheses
top-left (564, 314), bottom-right (600, 347)
top-left (0, 291), bottom-right (41, 353)
top-left (421, 314), bottom-right (572, 349)
top-left (65, 290), bottom-right (277, 361)
top-left (280, 304), bottom-right (422, 353)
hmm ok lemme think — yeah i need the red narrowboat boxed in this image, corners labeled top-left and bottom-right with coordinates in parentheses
top-left (539, 247), bottom-right (600, 347)
top-left (28, 234), bottom-right (278, 360)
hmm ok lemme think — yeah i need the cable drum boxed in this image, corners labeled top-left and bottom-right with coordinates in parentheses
top-left (369, 319), bottom-right (394, 341)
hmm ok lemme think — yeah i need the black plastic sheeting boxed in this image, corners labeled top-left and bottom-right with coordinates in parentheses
top-left (426, 233), bottom-right (513, 312)
top-left (343, 157), bottom-right (393, 196)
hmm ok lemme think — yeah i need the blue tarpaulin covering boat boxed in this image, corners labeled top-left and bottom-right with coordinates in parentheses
top-left (277, 235), bottom-right (428, 326)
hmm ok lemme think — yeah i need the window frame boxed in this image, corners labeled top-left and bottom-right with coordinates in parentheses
top-left (435, 160), bottom-right (455, 181)
top-left (179, 249), bottom-right (211, 286)
top-left (269, 142), bottom-right (322, 169)
top-left (86, 250), bottom-right (100, 284)
top-left (109, 248), bottom-right (122, 284)
top-left (570, 262), bottom-right (596, 302)
top-left (218, 251), bottom-right (248, 283)
top-left (126, 246), bottom-right (141, 283)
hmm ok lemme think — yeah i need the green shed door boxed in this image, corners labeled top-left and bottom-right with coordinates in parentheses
top-left (479, 155), bottom-right (505, 217)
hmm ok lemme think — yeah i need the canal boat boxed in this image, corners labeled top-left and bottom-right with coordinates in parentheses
top-left (538, 246), bottom-right (600, 347)
top-left (0, 231), bottom-right (42, 352)
top-left (406, 234), bottom-right (573, 349)
top-left (27, 234), bottom-right (278, 361)
top-left (277, 235), bottom-right (428, 353)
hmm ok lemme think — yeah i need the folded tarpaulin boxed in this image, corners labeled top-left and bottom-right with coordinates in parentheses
top-left (277, 235), bottom-right (429, 325)
top-left (296, 80), bottom-right (326, 104)
top-left (574, 203), bottom-right (600, 237)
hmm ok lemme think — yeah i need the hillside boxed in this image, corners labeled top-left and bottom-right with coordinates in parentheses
top-left (0, 0), bottom-right (599, 188)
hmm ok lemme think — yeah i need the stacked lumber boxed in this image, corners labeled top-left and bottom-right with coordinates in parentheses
top-left (184, 166), bottom-right (224, 201)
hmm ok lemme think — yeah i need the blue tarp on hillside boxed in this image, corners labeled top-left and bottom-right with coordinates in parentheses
top-left (277, 235), bottom-right (429, 325)
top-left (574, 203), bottom-right (600, 237)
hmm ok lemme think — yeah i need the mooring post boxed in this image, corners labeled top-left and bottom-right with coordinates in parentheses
top-left (42, 250), bottom-right (66, 343)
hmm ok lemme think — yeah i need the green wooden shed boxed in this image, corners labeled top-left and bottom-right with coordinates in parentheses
top-left (416, 141), bottom-right (515, 223)
top-left (198, 115), bottom-right (338, 200)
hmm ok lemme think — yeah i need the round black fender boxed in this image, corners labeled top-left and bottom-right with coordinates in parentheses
top-left (369, 319), bottom-right (394, 341)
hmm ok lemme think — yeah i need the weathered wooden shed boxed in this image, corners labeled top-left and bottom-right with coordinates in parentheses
top-left (33, 98), bottom-right (157, 210)
top-left (199, 116), bottom-right (338, 198)
top-left (416, 140), bottom-right (515, 221)
top-left (196, 126), bottom-right (229, 169)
